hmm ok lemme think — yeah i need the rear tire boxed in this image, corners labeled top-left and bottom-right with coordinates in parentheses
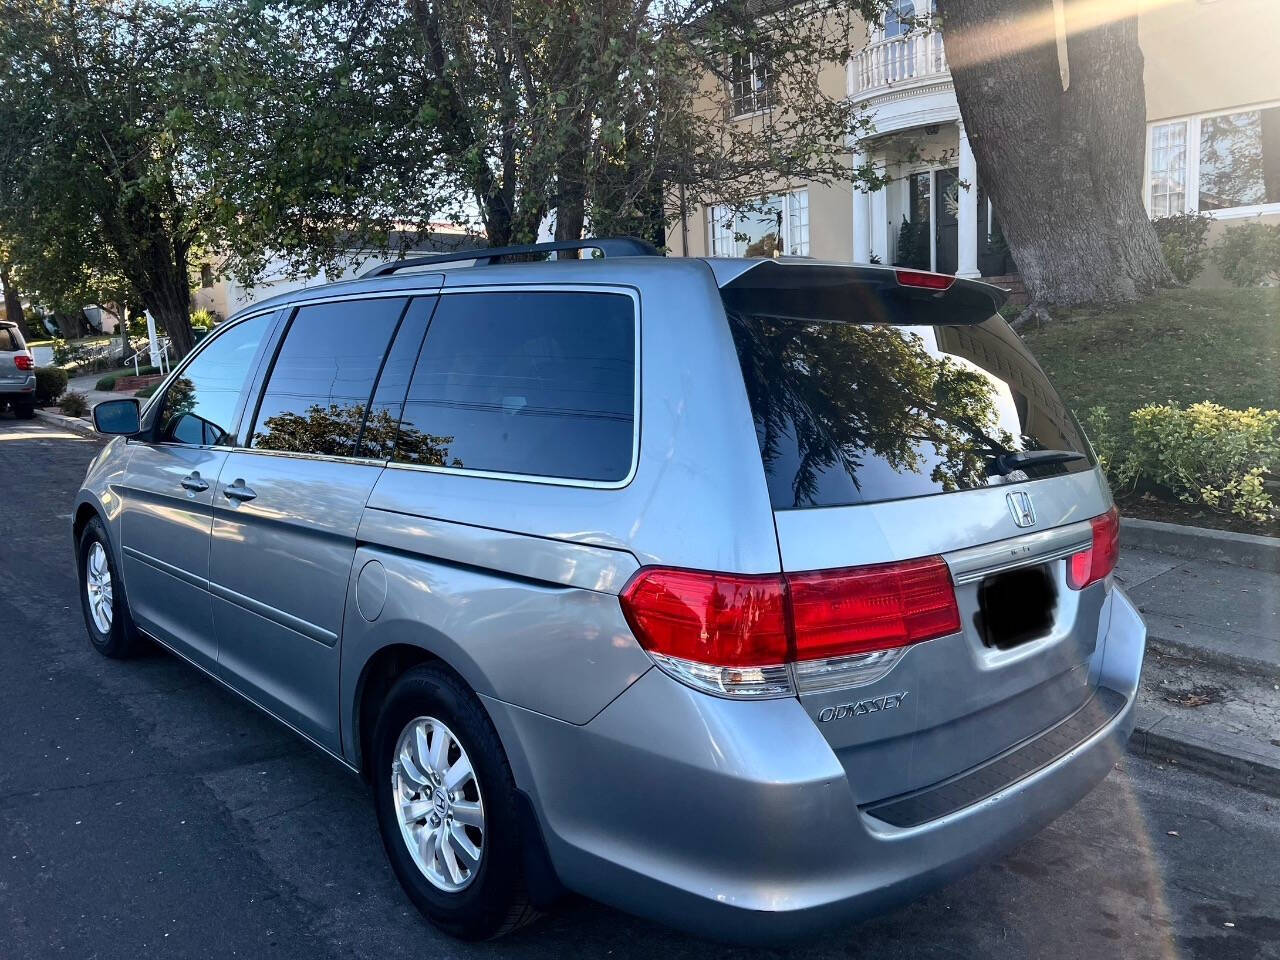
top-left (372, 663), bottom-right (537, 940)
top-left (14, 398), bottom-right (34, 419)
top-left (77, 516), bottom-right (144, 658)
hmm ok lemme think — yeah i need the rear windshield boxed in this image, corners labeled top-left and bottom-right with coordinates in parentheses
top-left (724, 301), bottom-right (1094, 510)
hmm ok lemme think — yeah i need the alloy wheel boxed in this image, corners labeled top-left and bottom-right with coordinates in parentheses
top-left (85, 541), bottom-right (113, 634)
top-left (392, 716), bottom-right (485, 893)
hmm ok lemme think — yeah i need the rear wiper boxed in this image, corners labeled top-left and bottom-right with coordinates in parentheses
top-left (990, 449), bottom-right (1085, 476)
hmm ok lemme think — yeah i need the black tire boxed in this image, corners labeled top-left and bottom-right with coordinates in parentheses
top-left (77, 516), bottom-right (145, 658)
top-left (372, 663), bottom-right (536, 940)
top-left (14, 398), bottom-right (35, 419)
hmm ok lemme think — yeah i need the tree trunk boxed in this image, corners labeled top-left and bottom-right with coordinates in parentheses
top-left (141, 250), bottom-right (195, 360)
top-left (0, 262), bottom-right (36, 342)
top-left (936, 0), bottom-right (1172, 307)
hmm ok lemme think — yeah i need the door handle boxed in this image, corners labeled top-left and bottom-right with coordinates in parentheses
top-left (222, 479), bottom-right (257, 503)
top-left (180, 473), bottom-right (209, 493)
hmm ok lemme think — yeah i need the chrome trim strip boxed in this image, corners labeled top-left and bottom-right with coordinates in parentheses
top-left (121, 545), bottom-right (209, 590)
top-left (137, 626), bottom-right (359, 776)
top-left (221, 446), bottom-right (388, 468)
top-left (945, 521), bottom-right (1093, 586)
top-left (207, 580), bottom-right (339, 647)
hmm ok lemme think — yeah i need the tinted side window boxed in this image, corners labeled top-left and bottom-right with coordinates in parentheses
top-left (0, 327), bottom-right (18, 351)
top-left (251, 298), bottom-right (406, 456)
top-left (396, 291), bottom-right (635, 482)
top-left (159, 314), bottom-right (272, 446)
top-left (356, 297), bottom-right (436, 459)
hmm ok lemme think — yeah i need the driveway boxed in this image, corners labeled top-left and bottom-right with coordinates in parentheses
top-left (1, 415), bottom-right (1277, 959)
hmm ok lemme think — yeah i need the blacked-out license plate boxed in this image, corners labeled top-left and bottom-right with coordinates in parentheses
top-left (977, 565), bottom-right (1056, 650)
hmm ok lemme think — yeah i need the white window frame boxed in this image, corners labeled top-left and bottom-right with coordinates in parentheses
top-left (707, 191), bottom-right (810, 257)
top-left (728, 51), bottom-right (771, 119)
top-left (1144, 99), bottom-right (1280, 220)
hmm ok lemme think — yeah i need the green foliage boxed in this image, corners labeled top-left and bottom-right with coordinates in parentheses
top-left (894, 216), bottom-right (930, 270)
top-left (190, 308), bottom-right (215, 329)
top-left (1213, 221), bottom-right (1280, 287)
top-left (1152, 212), bottom-right (1213, 284)
top-left (1126, 403), bottom-right (1279, 522)
top-left (135, 384), bottom-right (160, 400)
top-left (34, 366), bottom-right (68, 405)
top-left (59, 390), bottom-right (89, 417)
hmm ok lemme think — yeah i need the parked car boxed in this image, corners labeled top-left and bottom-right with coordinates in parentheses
top-left (0, 321), bottom-right (36, 418)
top-left (74, 239), bottom-right (1145, 942)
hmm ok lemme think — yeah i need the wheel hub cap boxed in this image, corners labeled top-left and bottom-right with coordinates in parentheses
top-left (392, 716), bottom-right (484, 892)
top-left (85, 541), bottom-right (113, 634)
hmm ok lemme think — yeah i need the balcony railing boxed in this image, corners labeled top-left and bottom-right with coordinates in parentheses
top-left (849, 28), bottom-right (948, 98)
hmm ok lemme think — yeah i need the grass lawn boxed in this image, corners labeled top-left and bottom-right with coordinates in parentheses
top-left (1020, 287), bottom-right (1280, 534)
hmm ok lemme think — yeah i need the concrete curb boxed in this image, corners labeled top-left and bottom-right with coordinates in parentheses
top-left (1147, 630), bottom-right (1278, 678)
top-left (1122, 516), bottom-right (1280, 573)
top-left (33, 407), bottom-right (97, 437)
top-left (1131, 708), bottom-right (1280, 797)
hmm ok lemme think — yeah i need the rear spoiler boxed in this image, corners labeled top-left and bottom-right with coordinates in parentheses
top-left (714, 259), bottom-right (1008, 326)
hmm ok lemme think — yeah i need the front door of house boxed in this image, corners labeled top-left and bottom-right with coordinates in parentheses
top-left (935, 166), bottom-right (960, 275)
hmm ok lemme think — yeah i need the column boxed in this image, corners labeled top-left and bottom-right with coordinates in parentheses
top-left (956, 120), bottom-right (981, 278)
top-left (852, 146), bottom-right (871, 264)
top-left (869, 159), bottom-right (891, 266)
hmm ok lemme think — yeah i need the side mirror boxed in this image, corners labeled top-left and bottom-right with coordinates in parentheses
top-left (92, 397), bottom-right (141, 436)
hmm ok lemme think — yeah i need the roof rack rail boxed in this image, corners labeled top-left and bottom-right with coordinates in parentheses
top-left (361, 236), bottom-right (660, 278)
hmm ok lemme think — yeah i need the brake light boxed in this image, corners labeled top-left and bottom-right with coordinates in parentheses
top-left (14, 354), bottom-right (33, 371)
top-left (895, 269), bottom-right (954, 291)
top-left (619, 556), bottom-right (960, 697)
top-left (1067, 507), bottom-right (1120, 590)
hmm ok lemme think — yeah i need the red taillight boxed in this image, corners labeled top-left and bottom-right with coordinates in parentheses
top-left (619, 556), bottom-right (960, 671)
top-left (618, 569), bottom-right (789, 668)
top-left (895, 269), bottom-right (954, 291)
top-left (1067, 507), bottom-right (1120, 590)
top-left (788, 557), bottom-right (961, 659)
top-left (14, 354), bottom-right (33, 371)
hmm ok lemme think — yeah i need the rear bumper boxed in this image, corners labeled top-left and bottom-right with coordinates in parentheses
top-left (0, 376), bottom-right (36, 395)
top-left (484, 586), bottom-right (1145, 942)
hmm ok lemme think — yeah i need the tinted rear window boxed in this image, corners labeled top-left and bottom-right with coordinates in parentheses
top-left (725, 304), bottom-right (1093, 510)
top-left (0, 326), bottom-right (21, 351)
top-left (395, 291), bottom-right (635, 482)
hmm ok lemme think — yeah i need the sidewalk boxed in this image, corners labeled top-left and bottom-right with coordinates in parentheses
top-left (67, 372), bottom-right (133, 411)
top-left (1117, 547), bottom-right (1280, 794)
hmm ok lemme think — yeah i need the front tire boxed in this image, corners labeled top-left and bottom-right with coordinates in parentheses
top-left (77, 516), bottom-right (144, 658)
top-left (372, 664), bottom-right (536, 940)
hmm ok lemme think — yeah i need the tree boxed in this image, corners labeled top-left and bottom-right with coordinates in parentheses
top-left (936, 0), bottom-right (1172, 314)
top-left (0, 1), bottom-right (261, 358)
top-left (225, 0), bottom-right (888, 260)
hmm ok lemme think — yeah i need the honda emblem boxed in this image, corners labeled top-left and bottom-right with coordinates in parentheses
top-left (1007, 491), bottom-right (1036, 528)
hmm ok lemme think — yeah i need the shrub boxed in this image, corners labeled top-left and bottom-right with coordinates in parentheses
top-left (59, 391), bottom-right (89, 417)
top-left (34, 366), bottom-right (69, 405)
top-left (190, 307), bottom-right (215, 328)
top-left (1082, 406), bottom-right (1135, 486)
top-left (1152, 212), bottom-right (1213, 284)
top-left (134, 383), bottom-right (160, 399)
top-left (1128, 402), bottom-right (1280, 522)
top-left (1212, 221), bottom-right (1280, 287)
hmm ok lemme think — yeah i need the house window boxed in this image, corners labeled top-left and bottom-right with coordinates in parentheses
top-left (200, 264), bottom-right (214, 288)
top-left (729, 52), bottom-right (770, 117)
top-left (1148, 121), bottom-right (1188, 217)
top-left (1198, 106), bottom-right (1280, 211)
top-left (709, 191), bottom-right (810, 257)
top-left (1147, 103), bottom-right (1280, 217)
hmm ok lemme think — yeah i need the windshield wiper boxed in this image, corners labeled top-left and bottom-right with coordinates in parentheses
top-left (990, 449), bottom-right (1086, 476)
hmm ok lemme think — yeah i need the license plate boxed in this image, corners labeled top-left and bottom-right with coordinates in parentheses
top-left (976, 565), bottom-right (1055, 650)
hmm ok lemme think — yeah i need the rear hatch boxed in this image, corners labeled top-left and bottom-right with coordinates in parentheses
top-left (720, 262), bottom-right (1114, 806)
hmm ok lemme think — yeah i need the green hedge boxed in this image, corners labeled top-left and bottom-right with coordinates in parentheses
top-left (34, 366), bottom-right (69, 405)
top-left (1086, 402), bottom-right (1280, 523)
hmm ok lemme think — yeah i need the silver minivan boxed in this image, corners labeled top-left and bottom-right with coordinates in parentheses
top-left (75, 240), bottom-right (1146, 942)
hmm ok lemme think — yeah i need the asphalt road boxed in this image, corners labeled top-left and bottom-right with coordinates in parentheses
top-left (2, 414), bottom-right (1277, 960)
